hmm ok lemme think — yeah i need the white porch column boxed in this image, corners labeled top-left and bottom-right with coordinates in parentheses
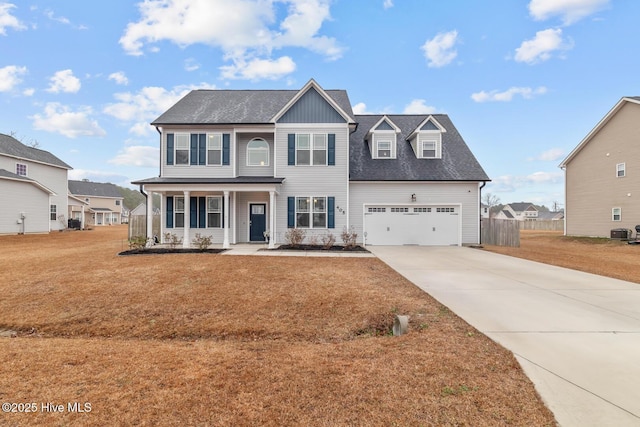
top-left (146, 191), bottom-right (154, 241)
top-left (81, 205), bottom-right (85, 230)
top-left (269, 191), bottom-right (275, 249)
top-left (223, 190), bottom-right (230, 249)
top-left (183, 190), bottom-right (190, 248)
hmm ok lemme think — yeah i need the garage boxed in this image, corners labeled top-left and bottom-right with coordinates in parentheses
top-left (363, 205), bottom-right (461, 246)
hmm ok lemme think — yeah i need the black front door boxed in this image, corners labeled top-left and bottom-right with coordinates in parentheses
top-left (249, 203), bottom-right (266, 242)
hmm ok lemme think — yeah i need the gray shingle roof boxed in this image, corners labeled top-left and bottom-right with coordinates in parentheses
top-left (151, 89), bottom-right (354, 125)
top-left (68, 180), bottom-right (122, 198)
top-left (0, 133), bottom-right (72, 169)
top-left (0, 168), bottom-right (55, 194)
top-left (349, 115), bottom-right (490, 181)
top-left (507, 202), bottom-right (536, 212)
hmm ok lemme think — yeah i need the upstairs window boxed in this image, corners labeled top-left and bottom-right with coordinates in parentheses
top-left (16, 163), bottom-right (27, 176)
top-left (617, 163), bottom-right (625, 177)
top-left (421, 139), bottom-right (438, 158)
top-left (377, 141), bottom-right (391, 158)
top-left (247, 139), bottom-right (269, 166)
top-left (295, 134), bottom-right (327, 165)
top-left (175, 134), bottom-right (189, 165)
top-left (207, 134), bottom-right (222, 165)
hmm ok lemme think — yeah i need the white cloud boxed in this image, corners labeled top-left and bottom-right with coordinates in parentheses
top-left (68, 169), bottom-right (130, 186)
top-left (488, 171), bottom-right (563, 192)
top-left (103, 84), bottom-right (211, 135)
top-left (383, 0), bottom-right (394, 9)
top-left (23, 88), bottom-right (35, 96)
top-left (514, 28), bottom-right (572, 64)
top-left (0, 3), bottom-right (26, 35)
top-left (108, 145), bottom-right (159, 167)
top-left (44, 9), bottom-right (70, 25)
top-left (184, 58), bottom-right (200, 72)
top-left (46, 69), bottom-right (81, 93)
top-left (119, 0), bottom-right (342, 80)
top-left (352, 102), bottom-right (369, 115)
top-left (421, 30), bottom-right (458, 68)
top-left (528, 148), bottom-right (565, 162)
top-left (471, 86), bottom-right (547, 102)
top-left (31, 102), bottom-right (106, 138)
top-left (403, 99), bottom-right (436, 114)
top-left (527, 171), bottom-right (564, 184)
top-left (528, 0), bottom-right (610, 25)
top-left (0, 65), bottom-right (27, 92)
top-left (108, 71), bottom-right (129, 85)
top-left (220, 56), bottom-right (296, 81)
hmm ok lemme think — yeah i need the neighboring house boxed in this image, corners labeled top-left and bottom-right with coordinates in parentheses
top-left (132, 79), bottom-right (489, 248)
top-left (68, 180), bottom-right (124, 226)
top-left (0, 133), bottom-right (72, 234)
top-left (560, 97), bottom-right (640, 237)
top-left (481, 204), bottom-right (490, 219)
top-left (496, 202), bottom-right (538, 221)
top-left (538, 211), bottom-right (564, 221)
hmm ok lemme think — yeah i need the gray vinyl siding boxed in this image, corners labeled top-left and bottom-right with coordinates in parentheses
top-left (0, 155), bottom-right (68, 231)
top-left (565, 101), bottom-right (640, 237)
top-left (273, 124), bottom-right (350, 244)
top-left (237, 134), bottom-right (274, 177)
top-left (372, 132), bottom-right (397, 158)
top-left (277, 87), bottom-right (346, 124)
top-left (161, 128), bottom-right (235, 178)
top-left (349, 181), bottom-right (481, 244)
top-left (0, 179), bottom-right (50, 234)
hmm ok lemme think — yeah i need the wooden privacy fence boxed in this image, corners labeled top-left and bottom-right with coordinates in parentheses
top-left (481, 219), bottom-right (520, 247)
top-left (128, 215), bottom-right (161, 239)
top-left (519, 220), bottom-right (564, 231)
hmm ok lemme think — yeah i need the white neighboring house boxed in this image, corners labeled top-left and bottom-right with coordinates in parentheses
top-left (133, 79), bottom-right (490, 248)
top-left (0, 133), bottom-right (72, 234)
top-left (496, 202), bottom-right (539, 221)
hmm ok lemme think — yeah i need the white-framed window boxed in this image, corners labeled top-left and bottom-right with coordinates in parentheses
top-left (247, 138), bottom-right (269, 166)
top-left (175, 196), bottom-right (185, 227)
top-left (296, 134), bottom-right (327, 166)
top-left (116, 200), bottom-right (121, 206)
top-left (174, 134), bottom-right (189, 165)
top-left (421, 140), bottom-right (437, 158)
top-left (207, 196), bottom-right (222, 228)
top-left (207, 134), bottom-right (222, 165)
top-left (295, 196), bottom-right (327, 228)
top-left (16, 163), bottom-right (27, 176)
top-left (616, 163), bottom-right (625, 177)
top-left (50, 205), bottom-right (57, 221)
top-left (377, 141), bottom-right (391, 158)
top-left (612, 207), bottom-right (621, 221)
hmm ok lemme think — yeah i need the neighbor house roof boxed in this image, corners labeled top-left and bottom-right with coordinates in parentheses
top-left (506, 202), bottom-right (536, 212)
top-left (68, 180), bottom-right (122, 198)
top-left (151, 88), bottom-right (354, 125)
top-left (349, 114), bottom-right (490, 181)
top-left (560, 96), bottom-right (640, 167)
top-left (0, 133), bottom-right (72, 169)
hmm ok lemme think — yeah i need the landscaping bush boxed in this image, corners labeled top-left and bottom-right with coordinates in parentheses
top-left (341, 226), bottom-right (358, 249)
top-left (321, 232), bottom-right (336, 250)
top-left (192, 233), bottom-right (213, 251)
top-left (164, 232), bottom-right (182, 249)
top-left (284, 228), bottom-right (306, 247)
top-left (128, 235), bottom-right (148, 250)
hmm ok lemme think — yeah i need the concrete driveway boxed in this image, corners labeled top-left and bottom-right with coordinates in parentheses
top-left (368, 246), bottom-right (640, 427)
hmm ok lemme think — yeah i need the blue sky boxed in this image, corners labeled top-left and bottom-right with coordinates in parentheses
top-left (0, 0), bottom-right (636, 209)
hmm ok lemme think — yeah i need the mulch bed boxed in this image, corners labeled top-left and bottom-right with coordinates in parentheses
top-left (275, 244), bottom-right (369, 252)
top-left (119, 248), bottom-right (226, 255)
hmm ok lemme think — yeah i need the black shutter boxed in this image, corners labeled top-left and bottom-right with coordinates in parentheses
top-left (166, 134), bottom-right (174, 165)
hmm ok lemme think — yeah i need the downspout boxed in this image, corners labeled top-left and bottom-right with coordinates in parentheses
top-left (479, 181), bottom-right (487, 245)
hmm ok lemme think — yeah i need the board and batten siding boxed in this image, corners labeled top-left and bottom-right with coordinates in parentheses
top-left (0, 179), bottom-right (50, 234)
top-left (277, 87), bottom-right (346, 124)
top-left (349, 182), bottom-right (481, 245)
top-left (565, 101), bottom-right (640, 237)
top-left (273, 124), bottom-right (350, 244)
top-left (236, 133), bottom-right (274, 177)
top-left (161, 128), bottom-right (235, 178)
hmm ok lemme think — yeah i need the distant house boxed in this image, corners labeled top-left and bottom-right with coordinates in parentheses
top-left (496, 202), bottom-right (538, 221)
top-left (560, 97), bottom-right (640, 237)
top-left (132, 79), bottom-right (490, 248)
top-left (0, 133), bottom-right (72, 234)
top-left (481, 204), bottom-right (490, 219)
top-left (538, 211), bottom-right (564, 221)
top-left (68, 180), bottom-right (124, 226)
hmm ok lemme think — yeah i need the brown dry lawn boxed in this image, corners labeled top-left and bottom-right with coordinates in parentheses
top-left (0, 226), bottom-right (556, 426)
top-left (483, 230), bottom-right (640, 285)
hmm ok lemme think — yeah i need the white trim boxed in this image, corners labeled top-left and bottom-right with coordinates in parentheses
top-left (246, 138), bottom-right (270, 167)
top-left (407, 115), bottom-right (447, 140)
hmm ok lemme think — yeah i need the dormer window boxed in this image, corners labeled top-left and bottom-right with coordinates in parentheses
top-left (409, 115), bottom-right (446, 159)
top-left (368, 116), bottom-right (400, 159)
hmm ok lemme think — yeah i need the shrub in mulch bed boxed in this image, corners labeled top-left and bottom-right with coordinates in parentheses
top-left (118, 248), bottom-right (226, 256)
top-left (275, 244), bottom-right (369, 252)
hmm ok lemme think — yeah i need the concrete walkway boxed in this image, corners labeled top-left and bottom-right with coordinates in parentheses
top-left (367, 246), bottom-right (640, 427)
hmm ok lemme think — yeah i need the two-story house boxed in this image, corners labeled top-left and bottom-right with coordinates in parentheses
top-left (68, 180), bottom-right (124, 227)
top-left (133, 79), bottom-right (489, 248)
top-left (0, 133), bottom-right (72, 234)
top-left (495, 202), bottom-right (539, 221)
top-left (560, 97), bottom-right (640, 237)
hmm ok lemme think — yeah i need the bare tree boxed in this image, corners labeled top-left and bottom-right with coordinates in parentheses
top-left (551, 200), bottom-right (563, 212)
top-left (482, 192), bottom-right (500, 207)
top-left (9, 130), bottom-right (40, 148)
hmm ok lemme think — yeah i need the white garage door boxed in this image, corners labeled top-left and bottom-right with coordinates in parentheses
top-left (364, 205), bottom-right (460, 246)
